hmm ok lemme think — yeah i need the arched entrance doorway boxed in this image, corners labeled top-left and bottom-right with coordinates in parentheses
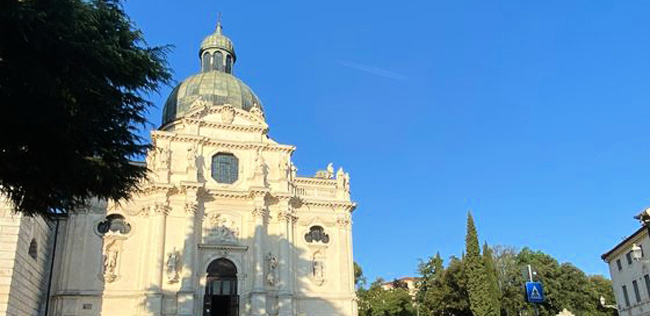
top-left (203, 258), bottom-right (239, 316)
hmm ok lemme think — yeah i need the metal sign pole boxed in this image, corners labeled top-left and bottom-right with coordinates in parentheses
top-left (527, 265), bottom-right (540, 316)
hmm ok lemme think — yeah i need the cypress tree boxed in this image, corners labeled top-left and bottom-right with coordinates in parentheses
top-left (483, 242), bottom-right (501, 315)
top-left (465, 212), bottom-right (498, 316)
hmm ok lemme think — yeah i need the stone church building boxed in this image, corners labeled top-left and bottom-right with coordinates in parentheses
top-left (0, 21), bottom-right (357, 316)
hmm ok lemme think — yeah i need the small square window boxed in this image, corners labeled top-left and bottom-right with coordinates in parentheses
top-left (82, 304), bottom-right (92, 310)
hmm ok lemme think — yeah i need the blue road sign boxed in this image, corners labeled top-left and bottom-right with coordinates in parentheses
top-left (526, 282), bottom-right (545, 303)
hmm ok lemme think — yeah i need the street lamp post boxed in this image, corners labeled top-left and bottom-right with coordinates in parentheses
top-left (599, 295), bottom-right (617, 310)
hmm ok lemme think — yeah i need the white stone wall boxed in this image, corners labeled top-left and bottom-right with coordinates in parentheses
top-left (0, 203), bottom-right (55, 316)
top-left (605, 228), bottom-right (650, 316)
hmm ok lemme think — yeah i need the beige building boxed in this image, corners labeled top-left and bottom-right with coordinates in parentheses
top-left (379, 277), bottom-right (419, 297)
top-left (0, 21), bottom-right (357, 316)
top-left (602, 209), bottom-right (650, 316)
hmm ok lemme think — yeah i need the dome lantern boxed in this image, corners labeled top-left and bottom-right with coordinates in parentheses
top-left (199, 16), bottom-right (236, 74)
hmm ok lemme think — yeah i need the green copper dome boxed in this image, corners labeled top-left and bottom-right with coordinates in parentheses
top-left (161, 20), bottom-right (262, 127)
top-left (162, 71), bottom-right (262, 126)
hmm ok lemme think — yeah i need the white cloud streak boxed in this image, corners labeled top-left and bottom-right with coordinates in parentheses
top-left (337, 60), bottom-right (408, 81)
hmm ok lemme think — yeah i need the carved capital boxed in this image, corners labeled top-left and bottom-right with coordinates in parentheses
top-left (336, 214), bottom-right (352, 228)
top-left (152, 202), bottom-right (170, 216)
top-left (184, 201), bottom-right (199, 214)
top-left (252, 207), bottom-right (268, 219)
top-left (277, 210), bottom-right (297, 223)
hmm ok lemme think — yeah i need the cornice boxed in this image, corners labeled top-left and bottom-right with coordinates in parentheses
top-left (139, 183), bottom-right (175, 195)
top-left (203, 189), bottom-right (251, 200)
top-left (197, 120), bottom-right (268, 133)
top-left (198, 244), bottom-right (249, 252)
top-left (150, 132), bottom-right (295, 154)
top-left (295, 177), bottom-right (337, 186)
top-left (179, 181), bottom-right (204, 192)
top-left (300, 200), bottom-right (357, 212)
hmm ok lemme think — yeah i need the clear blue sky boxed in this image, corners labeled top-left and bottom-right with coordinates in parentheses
top-left (124, 0), bottom-right (650, 282)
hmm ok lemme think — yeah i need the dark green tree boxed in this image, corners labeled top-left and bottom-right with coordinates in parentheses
top-left (435, 256), bottom-right (471, 316)
top-left (358, 279), bottom-right (415, 316)
top-left (0, 0), bottom-right (171, 216)
top-left (483, 242), bottom-right (501, 314)
top-left (355, 261), bottom-right (366, 287)
top-left (465, 212), bottom-right (498, 316)
top-left (416, 252), bottom-right (444, 307)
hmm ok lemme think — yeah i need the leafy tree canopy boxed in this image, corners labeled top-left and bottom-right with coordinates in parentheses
top-left (358, 278), bottom-right (415, 316)
top-left (0, 0), bottom-right (171, 216)
top-left (416, 245), bottom-right (618, 316)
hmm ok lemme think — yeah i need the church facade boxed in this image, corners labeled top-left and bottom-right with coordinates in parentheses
top-left (0, 21), bottom-right (357, 316)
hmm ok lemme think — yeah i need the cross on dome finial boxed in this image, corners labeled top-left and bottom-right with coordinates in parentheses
top-left (216, 12), bottom-right (223, 35)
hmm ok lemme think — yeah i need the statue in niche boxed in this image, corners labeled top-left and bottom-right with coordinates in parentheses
top-left (103, 239), bottom-right (119, 282)
top-left (157, 147), bottom-right (171, 169)
top-left (312, 251), bottom-right (325, 285)
top-left (186, 144), bottom-right (198, 169)
top-left (166, 248), bottom-right (180, 283)
top-left (255, 149), bottom-right (265, 173)
top-left (266, 252), bottom-right (278, 286)
top-left (146, 148), bottom-right (157, 169)
top-left (279, 158), bottom-right (290, 179)
top-left (255, 149), bottom-right (269, 186)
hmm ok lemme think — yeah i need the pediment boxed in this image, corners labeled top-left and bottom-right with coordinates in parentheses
top-left (185, 102), bottom-right (267, 129)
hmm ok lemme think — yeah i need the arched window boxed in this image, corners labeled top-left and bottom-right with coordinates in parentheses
top-left (225, 55), bottom-right (232, 74)
top-left (28, 239), bottom-right (37, 260)
top-left (97, 214), bottom-right (131, 235)
top-left (305, 226), bottom-right (329, 243)
top-left (211, 153), bottom-right (238, 184)
top-left (213, 51), bottom-right (224, 72)
top-left (202, 53), bottom-right (212, 72)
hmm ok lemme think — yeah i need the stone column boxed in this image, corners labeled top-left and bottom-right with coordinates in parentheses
top-left (278, 205), bottom-right (295, 316)
top-left (147, 202), bottom-right (169, 315)
top-left (250, 197), bottom-right (268, 316)
top-left (178, 190), bottom-right (199, 316)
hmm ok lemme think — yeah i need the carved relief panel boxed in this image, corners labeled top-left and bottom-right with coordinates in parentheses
top-left (202, 212), bottom-right (241, 245)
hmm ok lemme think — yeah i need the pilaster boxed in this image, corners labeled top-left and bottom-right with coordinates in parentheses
top-left (177, 182), bottom-right (202, 316)
top-left (277, 199), bottom-right (297, 316)
top-left (250, 189), bottom-right (269, 316)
